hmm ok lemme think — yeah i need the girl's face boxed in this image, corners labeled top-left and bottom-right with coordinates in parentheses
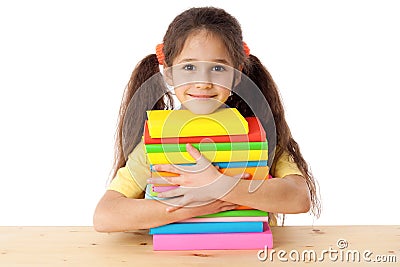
top-left (168, 30), bottom-right (235, 114)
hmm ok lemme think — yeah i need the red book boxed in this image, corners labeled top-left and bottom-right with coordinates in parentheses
top-left (143, 117), bottom-right (266, 144)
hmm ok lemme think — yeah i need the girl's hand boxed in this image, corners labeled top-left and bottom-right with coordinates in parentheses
top-left (147, 143), bottom-right (250, 212)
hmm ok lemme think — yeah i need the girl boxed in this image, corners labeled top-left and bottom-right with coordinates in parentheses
top-left (94, 7), bottom-right (320, 232)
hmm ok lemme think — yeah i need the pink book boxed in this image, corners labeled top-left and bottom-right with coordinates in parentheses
top-left (152, 223), bottom-right (273, 251)
top-left (152, 185), bottom-right (179, 193)
top-left (179, 216), bottom-right (269, 223)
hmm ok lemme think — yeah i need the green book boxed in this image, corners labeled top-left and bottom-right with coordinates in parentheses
top-left (145, 141), bottom-right (268, 153)
top-left (196, 210), bottom-right (268, 218)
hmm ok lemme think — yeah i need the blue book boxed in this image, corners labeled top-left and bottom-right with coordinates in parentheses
top-left (149, 221), bottom-right (264, 234)
top-left (213, 160), bottom-right (268, 168)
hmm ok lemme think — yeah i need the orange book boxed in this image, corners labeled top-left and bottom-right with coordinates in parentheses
top-left (152, 166), bottom-right (270, 180)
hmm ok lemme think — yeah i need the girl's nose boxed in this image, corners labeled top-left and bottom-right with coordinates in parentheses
top-left (195, 82), bottom-right (212, 89)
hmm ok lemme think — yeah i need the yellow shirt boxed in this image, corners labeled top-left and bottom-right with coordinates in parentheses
top-left (108, 141), bottom-right (303, 197)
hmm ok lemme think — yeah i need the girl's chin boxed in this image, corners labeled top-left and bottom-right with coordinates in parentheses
top-left (182, 99), bottom-right (224, 114)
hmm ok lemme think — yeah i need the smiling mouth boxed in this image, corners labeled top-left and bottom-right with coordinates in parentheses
top-left (188, 94), bottom-right (216, 98)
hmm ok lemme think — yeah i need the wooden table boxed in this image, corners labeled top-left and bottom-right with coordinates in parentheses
top-left (1, 226), bottom-right (399, 266)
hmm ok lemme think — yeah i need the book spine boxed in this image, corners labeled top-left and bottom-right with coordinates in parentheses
top-left (149, 221), bottom-right (264, 234)
top-left (146, 149), bottom-right (268, 164)
top-left (153, 226), bottom-right (273, 250)
top-left (152, 166), bottom-right (270, 181)
top-left (145, 141), bottom-right (268, 153)
top-left (144, 185), bottom-right (170, 200)
top-left (196, 210), bottom-right (268, 218)
top-left (152, 185), bottom-right (179, 193)
top-left (179, 216), bottom-right (269, 223)
top-left (215, 160), bottom-right (269, 168)
top-left (150, 161), bottom-right (268, 171)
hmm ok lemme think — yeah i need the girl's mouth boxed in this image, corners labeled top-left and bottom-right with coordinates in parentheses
top-left (188, 94), bottom-right (216, 99)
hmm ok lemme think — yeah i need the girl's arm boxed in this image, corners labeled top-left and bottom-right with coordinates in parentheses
top-left (93, 190), bottom-right (238, 232)
top-left (155, 175), bottom-right (310, 214)
top-left (219, 174), bottom-right (311, 214)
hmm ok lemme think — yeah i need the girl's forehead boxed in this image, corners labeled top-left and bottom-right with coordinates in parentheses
top-left (173, 30), bottom-right (233, 65)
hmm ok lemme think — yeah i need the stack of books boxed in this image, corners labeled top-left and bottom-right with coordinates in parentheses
top-left (143, 108), bottom-right (273, 250)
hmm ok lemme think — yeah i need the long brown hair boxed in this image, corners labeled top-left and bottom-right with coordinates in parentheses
top-left (111, 7), bottom-right (321, 218)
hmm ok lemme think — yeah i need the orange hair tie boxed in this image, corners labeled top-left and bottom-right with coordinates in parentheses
top-left (155, 41), bottom-right (250, 65)
top-left (243, 41), bottom-right (250, 57)
top-left (155, 43), bottom-right (164, 65)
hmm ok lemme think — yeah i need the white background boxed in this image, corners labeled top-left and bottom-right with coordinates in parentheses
top-left (1, 0), bottom-right (399, 226)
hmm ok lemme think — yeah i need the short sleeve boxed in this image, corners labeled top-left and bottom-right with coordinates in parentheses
top-left (270, 148), bottom-right (303, 178)
top-left (107, 141), bottom-right (150, 198)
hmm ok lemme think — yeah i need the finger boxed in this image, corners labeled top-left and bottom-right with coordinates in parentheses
top-left (164, 197), bottom-right (184, 212)
top-left (153, 164), bottom-right (184, 174)
top-left (166, 194), bottom-right (196, 212)
top-left (157, 187), bottom-right (185, 198)
top-left (166, 205), bottom-right (182, 212)
top-left (232, 172), bottom-right (251, 180)
top-left (165, 195), bottom-right (194, 212)
top-left (220, 204), bottom-right (239, 211)
top-left (183, 143), bottom-right (214, 172)
top-left (176, 160), bottom-right (214, 174)
top-left (186, 143), bottom-right (202, 161)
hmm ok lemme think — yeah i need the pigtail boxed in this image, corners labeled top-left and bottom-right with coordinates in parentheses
top-left (241, 54), bottom-right (321, 219)
top-left (110, 54), bottom-right (174, 180)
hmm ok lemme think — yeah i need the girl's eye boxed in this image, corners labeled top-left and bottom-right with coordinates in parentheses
top-left (212, 65), bottom-right (226, 72)
top-left (183, 64), bottom-right (196, 71)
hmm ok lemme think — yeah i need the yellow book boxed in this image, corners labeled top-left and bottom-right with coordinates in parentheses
top-left (146, 149), bottom-right (267, 164)
top-left (146, 108), bottom-right (248, 138)
top-left (152, 166), bottom-right (270, 180)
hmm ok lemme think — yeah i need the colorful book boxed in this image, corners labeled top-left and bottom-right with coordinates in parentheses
top-left (152, 166), bottom-right (270, 180)
top-left (146, 185), bottom-right (159, 197)
top-left (143, 116), bottom-right (265, 144)
top-left (149, 221), bottom-right (264, 234)
top-left (144, 185), bottom-right (171, 200)
top-left (146, 149), bottom-right (268, 164)
top-left (234, 205), bottom-right (256, 210)
top-left (196, 210), bottom-right (268, 218)
top-left (152, 185), bottom-right (179, 192)
top-left (211, 160), bottom-right (268, 168)
top-left (152, 223), bottom-right (273, 250)
top-left (145, 141), bottom-right (267, 153)
top-left (179, 216), bottom-right (269, 223)
top-left (146, 108), bottom-right (248, 138)
top-left (151, 160), bottom-right (268, 171)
